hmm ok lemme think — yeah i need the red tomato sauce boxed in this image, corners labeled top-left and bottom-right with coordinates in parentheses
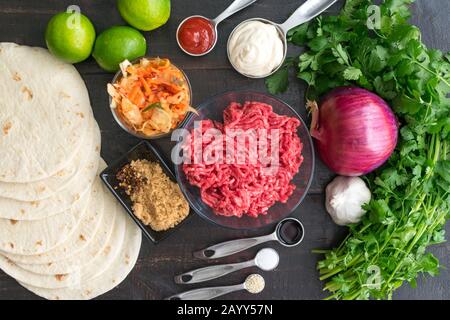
top-left (177, 17), bottom-right (216, 55)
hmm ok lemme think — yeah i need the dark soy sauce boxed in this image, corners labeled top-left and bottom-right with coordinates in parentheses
top-left (278, 219), bottom-right (303, 245)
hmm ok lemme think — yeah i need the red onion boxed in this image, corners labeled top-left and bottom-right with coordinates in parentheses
top-left (309, 87), bottom-right (398, 176)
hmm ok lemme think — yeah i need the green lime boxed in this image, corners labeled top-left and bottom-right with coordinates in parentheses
top-left (92, 26), bottom-right (147, 72)
top-left (45, 12), bottom-right (96, 64)
top-left (117, 0), bottom-right (171, 31)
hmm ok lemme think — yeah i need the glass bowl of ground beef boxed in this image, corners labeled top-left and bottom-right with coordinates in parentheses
top-left (174, 90), bottom-right (315, 230)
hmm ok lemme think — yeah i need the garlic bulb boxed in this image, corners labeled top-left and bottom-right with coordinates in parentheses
top-left (325, 176), bottom-right (371, 226)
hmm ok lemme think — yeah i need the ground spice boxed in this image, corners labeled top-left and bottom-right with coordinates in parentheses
top-left (245, 274), bottom-right (265, 294)
top-left (117, 159), bottom-right (189, 231)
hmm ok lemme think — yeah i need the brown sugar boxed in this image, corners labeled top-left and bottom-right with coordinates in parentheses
top-left (117, 159), bottom-right (189, 231)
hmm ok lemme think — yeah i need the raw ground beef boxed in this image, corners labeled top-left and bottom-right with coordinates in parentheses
top-left (183, 101), bottom-right (304, 218)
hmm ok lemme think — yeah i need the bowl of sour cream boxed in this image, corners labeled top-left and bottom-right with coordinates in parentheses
top-left (227, 19), bottom-right (285, 79)
top-left (227, 0), bottom-right (338, 78)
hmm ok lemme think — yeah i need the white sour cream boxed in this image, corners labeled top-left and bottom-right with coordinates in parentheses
top-left (228, 21), bottom-right (284, 78)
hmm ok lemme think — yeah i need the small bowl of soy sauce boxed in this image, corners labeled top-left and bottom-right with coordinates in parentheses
top-left (275, 218), bottom-right (305, 247)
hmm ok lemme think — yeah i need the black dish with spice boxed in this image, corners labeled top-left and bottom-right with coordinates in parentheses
top-left (100, 141), bottom-right (192, 243)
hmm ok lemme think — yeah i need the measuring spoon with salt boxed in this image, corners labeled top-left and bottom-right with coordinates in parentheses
top-left (175, 248), bottom-right (279, 284)
top-left (194, 218), bottom-right (305, 260)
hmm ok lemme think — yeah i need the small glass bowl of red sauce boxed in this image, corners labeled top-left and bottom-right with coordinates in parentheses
top-left (176, 15), bottom-right (217, 57)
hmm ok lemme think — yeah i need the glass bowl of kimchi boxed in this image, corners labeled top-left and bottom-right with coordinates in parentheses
top-left (108, 57), bottom-right (195, 139)
top-left (174, 90), bottom-right (315, 230)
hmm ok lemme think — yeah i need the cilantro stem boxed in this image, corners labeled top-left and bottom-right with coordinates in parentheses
top-left (382, 217), bottom-right (431, 291)
top-left (323, 292), bottom-right (340, 300)
top-left (411, 61), bottom-right (450, 89)
top-left (336, 223), bottom-right (371, 254)
top-left (312, 249), bottom-right (329, 254)
top-left (319, 256), bottom-right (364, 281)
top-left (381, 134), bottom-right (443, 292)
top-left (343, 289), bottom-right (363, 300)
top-left (372, 29), bottom-right (387, 40)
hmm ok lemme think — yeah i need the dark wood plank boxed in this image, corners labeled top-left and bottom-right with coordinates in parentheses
top-left (0, 0), bottom-right (339, 72)
top-left (0, 0), bottom-right (449, 300)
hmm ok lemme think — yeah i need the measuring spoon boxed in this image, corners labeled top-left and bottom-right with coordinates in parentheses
top-left (227, 0), bottom-right (338, 78)
top-left (194, 218), bottom-right (304, 260)
top-left (167, 274), bottom-right (265, 300)
top-left (175, 248), bottom-right (279, 284)
top-left (177, 0), bottom-right (258, 56)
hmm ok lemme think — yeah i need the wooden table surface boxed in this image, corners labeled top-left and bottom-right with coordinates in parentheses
top-left (0, 0), bottom-right (449, 300)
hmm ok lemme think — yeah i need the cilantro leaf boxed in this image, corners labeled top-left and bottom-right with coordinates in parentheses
top-left (445, 52), bottom-right (450, 63)
top-left (343, 66), bottom-right (363, 80)
top-left (308, 36), bottom-right (329, 52)
top-left (332, 44), bottom-right (350, 65)
top-left (265, 58), bottom-right (294, 95)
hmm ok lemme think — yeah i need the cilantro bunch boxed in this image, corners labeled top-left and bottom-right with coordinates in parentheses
top-left (267, 0), bottom-right (450, 299)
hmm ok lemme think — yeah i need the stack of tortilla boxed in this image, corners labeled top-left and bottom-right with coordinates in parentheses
top-left (0, 43), bottom-right (142, 300)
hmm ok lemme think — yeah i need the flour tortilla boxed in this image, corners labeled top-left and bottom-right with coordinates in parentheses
top-left (16, 190), bottom-right (124, 276)
top-left (0, 191), bottom-right (124, 288)
top-left (0, 182), bottom-right (92, 255)
top-left (3, 175), bottom-right (105, 265)
top-left (0, 132), bottom-right (99, 221)
top-left (19, 215), bottom-right (141, 300)
top-left (0, 43), bottom-right (92, 182)
top-left (0, 120), bottom-right (100, 202)
top-left (73, 202), bottom-right (127, 280)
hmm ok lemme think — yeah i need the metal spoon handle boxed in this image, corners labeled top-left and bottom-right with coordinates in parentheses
top-left (213, 0), bottom-right (259, 25)
top-left (280, 0), bottom-right (338, 34)
top-left (175, 260), bottom-right (254, 284)
top-left (167, 284), bottom-right (244, 300)
top-left (194, 233), bottom-right (276, 260)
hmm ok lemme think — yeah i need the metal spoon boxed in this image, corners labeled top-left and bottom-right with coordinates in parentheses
top-left (227, 0), bottom-right (338, 78)
top-left (194, 218), bottom-right (305, 260)
top-left (167, 274), bottom-right (265, 300)
top-left (177, 0), bottom-right (258, 57)
top-left (175, 248), bottom-right (279, 284)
